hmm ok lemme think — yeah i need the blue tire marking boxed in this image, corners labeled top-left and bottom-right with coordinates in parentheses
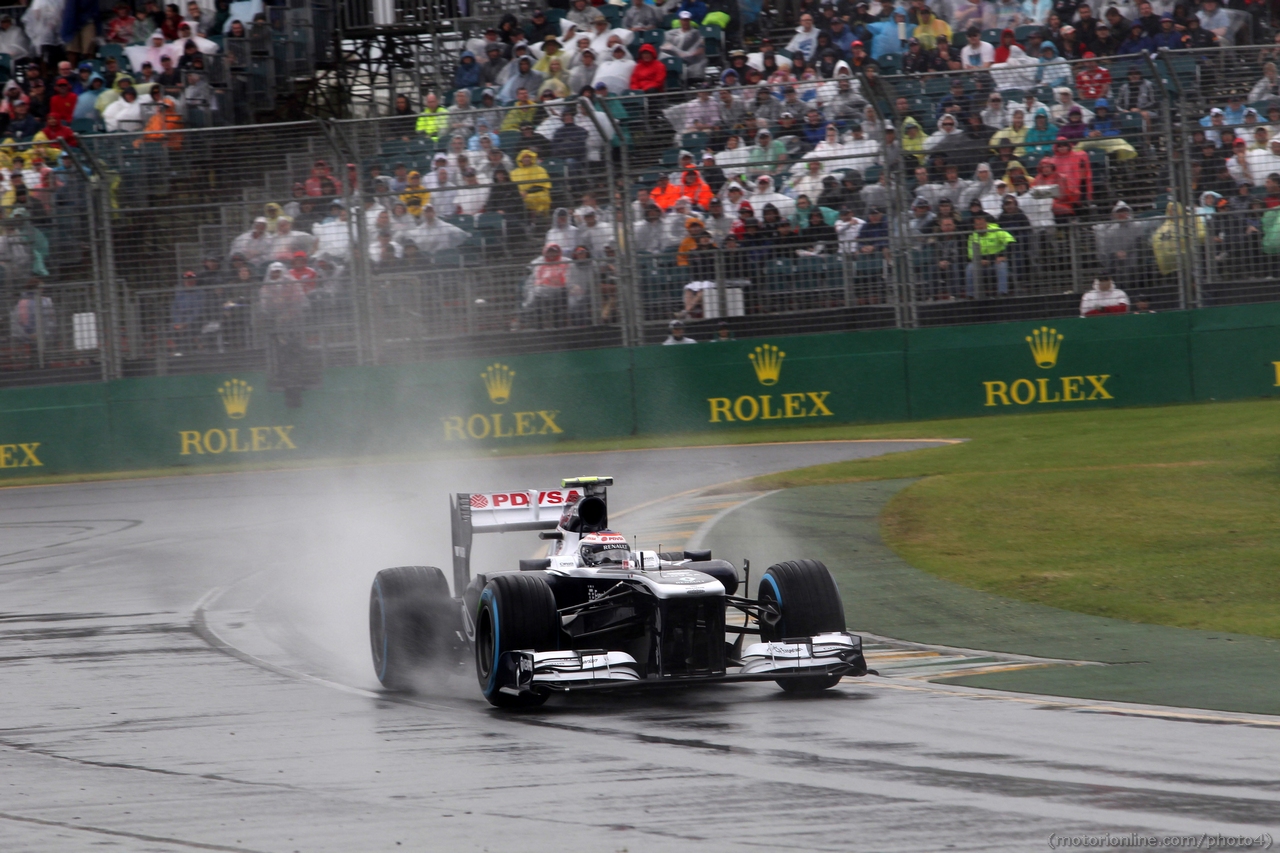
top-left (374, 578), bottom-right (388, 683)
top-left (481, 588), bottom-right (499, 697)
top-left (762, 574), bottom-right (783, 637)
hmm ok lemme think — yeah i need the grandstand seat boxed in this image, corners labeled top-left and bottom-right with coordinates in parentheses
top-left (982, 28), bottom-right (1002, 45)
top-left (878, 53), bottom-right (902, 74)
top-left (923, 76), bottom-right (953, 97)
top-left (602, 4), bottom-right (623, 27)
top-left (1002, 88), bottom-right (1025, 104)
top-left (681, 131), bottom-right (709, 152)
top-left (661, 55), bottom-right (684, 88)
top-left (498, 129), bottom-right (522, 150)
top-left (380, 139), bottom-right (410, 157)
top-left (1119, 112), bottom-right (1144, 138)
top-left (1032, 85), bottom-right (1055, 105)
top-left (432, 248), bottom-right (465, 268)
top-left (446, 214), bottom-right (474, 232)
top-left (1014, 24), bottom-right (1042, 42)
top-left (891, 77), bottom-right (921, 98)
top-left (660, 13), bottom-right (677, 28)
top-left (475, 211), bottom-right (506, 239)
top-left (641, 28), bottom-right (665, 46)
top-left (541, 158), bottom-right (565, 179)
top-left (0, 53), bottom-right (10, 82)
top-left (777, 48), bottom-right (792, 60)
top-left (701, 25), bottom-right (723, 65)
top-left (98, 43), bottom-right (125, 63)
top-left (70, 118), bottom-right (96, 135)
top-left (659, 147), bottom-right (682, 166)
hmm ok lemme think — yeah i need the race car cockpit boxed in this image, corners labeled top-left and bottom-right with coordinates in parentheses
top-left (578, 533), bottom-right (630, 567)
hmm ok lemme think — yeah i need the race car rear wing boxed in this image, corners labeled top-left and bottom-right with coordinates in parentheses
top-left (449, 477), bottom-right (612, 592)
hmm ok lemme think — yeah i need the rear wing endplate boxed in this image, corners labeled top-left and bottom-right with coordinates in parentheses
top-left (450, 478), bottom-right (611, 593)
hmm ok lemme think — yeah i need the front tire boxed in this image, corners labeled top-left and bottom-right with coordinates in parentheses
top-left (475, 572), bottom-right (560, 708)
top-left (758, 560), bottom-right (846, 693)
top-left (369, 566), bottom-right (455, 691)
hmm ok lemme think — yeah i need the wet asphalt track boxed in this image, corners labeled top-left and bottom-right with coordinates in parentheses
top-left (1, 442), bottom-right (1278, 853)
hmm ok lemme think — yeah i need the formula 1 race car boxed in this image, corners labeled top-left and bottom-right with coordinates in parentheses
top-left (368, 476), bottom-right (870, 707)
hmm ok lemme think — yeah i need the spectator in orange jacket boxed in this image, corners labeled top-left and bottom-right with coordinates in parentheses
top-left (629, 43), bottom-right (665, 94)
top-left (136, 89), bottom-right (185, 149)
top-left (676, 217), bottom-right (710, 266)
top-left (648, 173), bottom-right (682, 211)
top-left (677, 168), bottom-right (713, 210)
top-left (1045, 138), bottom-right (1093, 215)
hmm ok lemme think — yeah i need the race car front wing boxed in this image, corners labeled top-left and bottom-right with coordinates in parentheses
top-left (495, 632), bottom-right (869, 697)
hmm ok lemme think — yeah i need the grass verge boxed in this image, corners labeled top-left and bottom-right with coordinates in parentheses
top-left (748, 398), bottom-right (1280, 639)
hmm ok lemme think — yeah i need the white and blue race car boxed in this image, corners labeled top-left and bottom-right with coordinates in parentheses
top-left (369, 477), bottom-right (870, 708)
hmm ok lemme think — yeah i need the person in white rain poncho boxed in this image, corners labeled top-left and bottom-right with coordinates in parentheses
top-left (661, 12), bottom-right (706, 81)
top-left (804, 124), bottom-right (852, 172)
top-left (103, 86), bottom-right (142, 132)
top-left (403, 205), bottom-right (469, 254)
top-left (752, 175), bottom-right (796, 219)
top-left (594, 45), bottom-right (635, 94)
top-left (962, 163), bottom-right (998, 211)
top-left (453, 170), bottom-right (491, 216)
top-left (1228, 135), bottom-right (1280, 185)
top-left (1051, 87), bottom-right (1094, 126)
top-left (544, 207), bottom-right (580, 250)
top-left (842, 122), bottom-right (881, 174)
top-left (789, 159), bottom-right (828, 200)
top-left (991, 45), bottom-right (1037, 93)
top-left (311, 201), bottom-right (352, 261)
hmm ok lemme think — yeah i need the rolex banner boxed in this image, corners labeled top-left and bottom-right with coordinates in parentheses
top-left (630, 329), bottom-right (909, 434)
top-left (1, 305), bottom-right (1279, 477)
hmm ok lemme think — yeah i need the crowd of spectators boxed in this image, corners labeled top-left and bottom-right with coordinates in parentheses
top-left (173, 0), bottom-right (1280, 347)
top-left (0, 0), bottom-right (288, 143)
top-left (358, 0), bottom-right (1269, 321)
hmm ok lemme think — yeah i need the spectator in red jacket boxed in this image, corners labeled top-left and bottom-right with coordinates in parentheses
top-left (1080, 275), bottom-right (1129, 316)
top-left (36, 115), bottom-right (78, 149)
top-left (49, 78), bottom-right (77, 122)
top-left (287, 250), bottom-right (317, 292)
top-left (630, 43), bottom-right (665, 94)
top-left (1074, 53), bottom-right (1112, 100)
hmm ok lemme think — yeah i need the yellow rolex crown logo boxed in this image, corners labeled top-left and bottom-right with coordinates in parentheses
top-left (218, 378), bottom-right (252, 419)
top-left (481, 363), bottom-right (515, 404)
top-left (1026, 327), bottom-right (1063, 369)
top-left (748, 344), bottom-right (786, 386)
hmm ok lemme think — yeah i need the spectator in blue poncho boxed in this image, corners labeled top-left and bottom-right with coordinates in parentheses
top-left (867, 7), bottom-right (913, 60)
top-left (72, 73), bottom-right (106, 123)
top-left (454, 51), bottom-right (481, 89)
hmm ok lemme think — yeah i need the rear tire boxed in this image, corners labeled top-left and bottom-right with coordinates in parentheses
top-left (369, 566), bottom-right (456, 691)
top-left (475, 572), bottom-right (560, 708)
top-left (758, 560), bottom-right (846, 693)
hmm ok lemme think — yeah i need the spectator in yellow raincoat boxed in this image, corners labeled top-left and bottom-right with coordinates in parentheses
top-left (399, 170), bottom-right (431, 218)
top-left (511, 148), bottom-right (552, 220)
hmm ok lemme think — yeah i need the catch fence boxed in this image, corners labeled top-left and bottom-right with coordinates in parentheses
top-left (6, 44), bottom-right (1280, 386)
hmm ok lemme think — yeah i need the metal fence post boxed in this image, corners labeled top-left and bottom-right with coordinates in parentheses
top-left (859, 75), bottom-right (908, 329)
top-left (591, 99), bottom-right (640, 347)
top-left (1156, 49), bottom-right (1195, 311)
top-left (322, 117), bottom-right (374, 364)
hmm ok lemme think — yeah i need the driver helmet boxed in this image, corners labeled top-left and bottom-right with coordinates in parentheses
top-left (578, 531), bottom-right (630, 566)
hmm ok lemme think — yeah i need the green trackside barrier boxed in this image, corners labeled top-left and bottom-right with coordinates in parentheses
top-left (1188, 302), bottom-right (1280, 402)
top-left (1, 307), bottom-right (1278, 478)
top-left (630, 329), bottom-right (909, 433)
top-left (904, 311), bottom-right (1194, 419)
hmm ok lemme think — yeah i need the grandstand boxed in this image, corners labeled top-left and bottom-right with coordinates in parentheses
top-left (0, 0), bottom-right (1277, 387)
